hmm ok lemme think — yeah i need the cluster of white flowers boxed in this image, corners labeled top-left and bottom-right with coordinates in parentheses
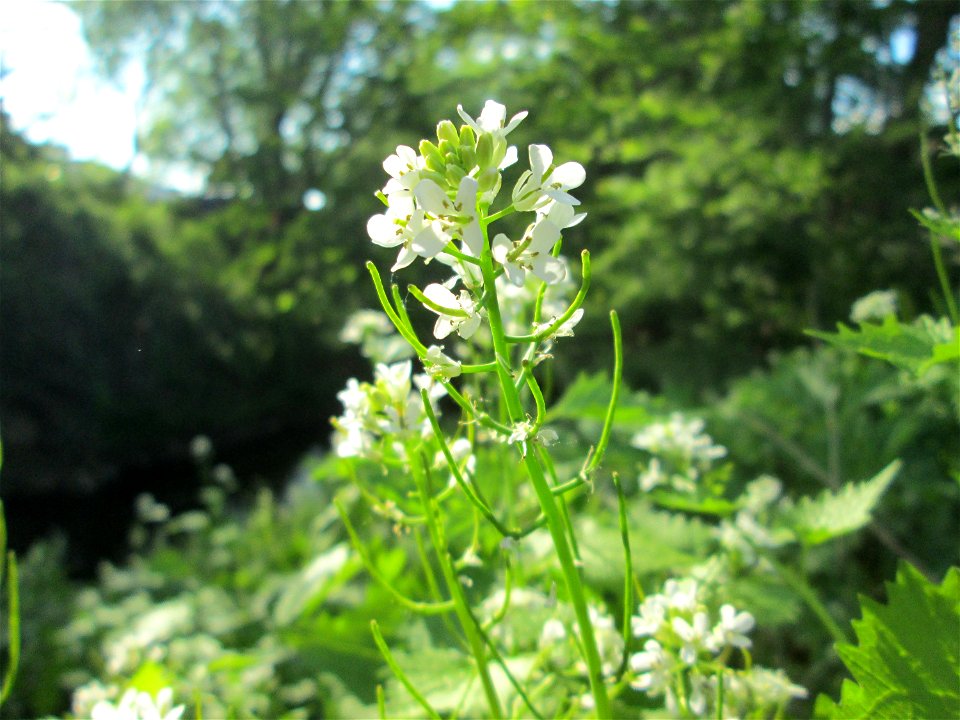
top-left (631, 413), bottom-right (727, 492)
top-left (339, 309), bottom-right (413, 363)
top-left (367, 100), bottom-right (586, 343)
top-left (628, 577), bottom-right (806, 717)
top-left (331, 360), bottom-right (445, 460)
top-left (88, 687), bottom-right (184, 720)
top-left (849, 289), bottom-right (898, 323)
top-left (539, 604), bottom-right (623, 682)
top-left (714, 475), bottom-right (792, 567)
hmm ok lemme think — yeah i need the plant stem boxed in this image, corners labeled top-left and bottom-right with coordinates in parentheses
top-left (409, 447), bottom-right (504, 718)
top-left (476, 227), bottom-right (612, 718)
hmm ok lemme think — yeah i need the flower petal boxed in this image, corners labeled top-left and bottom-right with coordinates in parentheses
top-left (415, 179), bottom-right (454, 216)
top-left (368, 214), bottom-right (403, 247)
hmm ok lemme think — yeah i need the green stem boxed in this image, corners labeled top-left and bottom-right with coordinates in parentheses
top-left (758, 547), bottom-right (849, 645)
top-left (919, 130), bottom-right (959, 324)
top-left (612, 472), bottom-right (634, 676)
top-left (410, 447), bottom-right (504, 718)
top-left (370, 620), bottom-right (442, 720)
top-left (336, 498), bottom-right (455, 615)
top-left (477, 225), bottom-right (612, 718)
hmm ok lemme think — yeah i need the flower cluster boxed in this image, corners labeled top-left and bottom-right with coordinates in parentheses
top-left (366, 100), bottom-right (586, 345)
top-left (82, 687), bottom-right (184, 720)
top-left (631, 413), bottom-right (728, 493)
top-left (339, 309), bottom-right (413, 363)
top-left (714, 475), bottom-right (793, 568)
top-left (849, 289), bottom-right (898, 323)
top-left (628, 578), bottom-right (806, 717)
top-left (331, 360), bottom-right (445, 460)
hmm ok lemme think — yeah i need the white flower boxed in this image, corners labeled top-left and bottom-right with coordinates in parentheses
top-left (629, 639), bottom-right (675, 696)
top-left (540, 618), bottom-right (567, 645)
top-left (415, 176), bottom-right (483, 256)
top-left (743, 667), bottom-right (808, 704)
top-left (512, 143), bottom-right (586, 212)
top-left (662, 578), bottom-right (700, 612)
top-left (850, 289), bottom-right (898, 323)
top-left (709, 604), bottom-right (755, 651)
top-left (383, 144), bottom-right (425, 190)
top-left (457, 99), bottom-right (527, 138)
top-left (507, 421), bottom-right (557, 446)
top-left (421, 283), bottom-right (482, 339)
top-left (424, 345), bottom-right (462, 379)
top-left (375, 361), bottom-right (414, 406)
top-left (493, 203), bottom-right (584, 287)
top-left (339, 310), bottom-right (394, 344)
top-left (91, 687), bottom-right (184, 720)
top-left (672, 611), bottom-right (711, 665)
top-left (631, 594), bottom-right (669, 637)
top-left (533, 307), bottom-right (584, 340)
top-left (631, 414), bottom-right (727, 466)
top-left (367, 208), bottom-right (450, 272)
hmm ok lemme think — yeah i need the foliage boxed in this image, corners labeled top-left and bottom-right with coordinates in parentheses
top-left (814, 563), bottom-right (960, 719)
top-left (807, 315), bottom-right (959, 378)
top-left (4, 1), bottom-right (959, 718)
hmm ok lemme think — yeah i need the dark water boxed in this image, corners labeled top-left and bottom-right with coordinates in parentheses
top-left (3, 424), bottom-right (323, 578)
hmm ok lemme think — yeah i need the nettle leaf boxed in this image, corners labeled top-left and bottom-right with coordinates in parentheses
top-left (782, 461), bottom-right (899, 545)
top-left (806, 316), bottom-right (959, 377)
top-left (815, 563), bottom-right (960, 719)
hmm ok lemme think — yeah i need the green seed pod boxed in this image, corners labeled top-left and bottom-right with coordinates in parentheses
top-left (419, 140), bottom-right (445, 173)
top-left (476, 133), bottom-right (494, 169)
top-left (436, 120), bottom-right (460, 146)
top-left (459, 124), bottom-right (476, 148)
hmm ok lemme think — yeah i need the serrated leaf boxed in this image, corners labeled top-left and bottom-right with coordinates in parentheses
top-left (784, 461), bottom-right (899, 545)
top-left (815, 563), bottom-right (960, 719)
top-left (806, 316), bottom-right (959, 377)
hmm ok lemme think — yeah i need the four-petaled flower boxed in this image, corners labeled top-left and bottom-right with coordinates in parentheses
top-left (421, 283), bottom-right (482, 340)
top-left (512, 144), bottom-right (586, 212)
top-left (367, 208), bottom-right (450, 272)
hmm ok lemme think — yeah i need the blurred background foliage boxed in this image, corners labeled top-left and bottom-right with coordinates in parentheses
top-left (2, 0), bottom-right (957, 563)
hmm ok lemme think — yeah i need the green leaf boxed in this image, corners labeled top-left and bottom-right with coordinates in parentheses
top-left (910, 208), bottom-right (960, 244)
top-left (806, 316), bottom-right (959, 377)
top-left (549, 372), bottom-right (651, 427)
top-left (783, 461), bottom-right (899, 545)
top-left (815, 563), bottom-right (960, 719)
top-left (272, 543), bottom-right (355, 626)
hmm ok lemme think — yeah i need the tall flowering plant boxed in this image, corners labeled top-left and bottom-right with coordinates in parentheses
top-left (335, 100), bottom-right (622, 717)
top-left (332, 100), bottom-right (815, 719)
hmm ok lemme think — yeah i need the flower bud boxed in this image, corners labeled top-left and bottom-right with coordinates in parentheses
top-left (477, 166), bottom-right (499, 193)
top-left (437, 139), bottom-right (458, 158)
top-left (419, 139), bottom-right (445, 173)
top-left (436, 120), bottom-right (460, 146)
top-left (476, 132), bottom-right (494, 168)
top-left (458, 124), bottom-right (476, 148)
top-left (460, 145), bottom-right (477, 170)
top-left (445, 163), bottom-right (467, 185)
top-left (490, 137), bottom-right (508, 169)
